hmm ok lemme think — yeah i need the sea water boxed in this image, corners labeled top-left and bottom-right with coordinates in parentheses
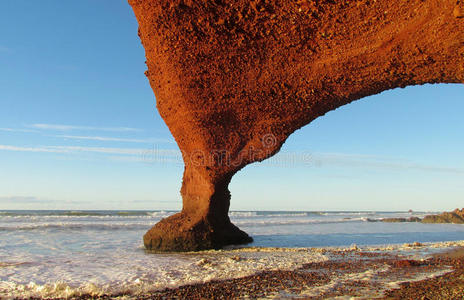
top-left (1, 210), bottom-right (464, 298)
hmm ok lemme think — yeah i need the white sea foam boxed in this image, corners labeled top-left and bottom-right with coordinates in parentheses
top-left (0, 222), bottom-right (152, 231)
top-left (229, 211), bottom-right (258, 217)
top-left (233, 217), bottom-right (369, 226)
top-left (0, 214), bottom-right (377, 232)
top-left (0, 248), bottom-right (327, 299)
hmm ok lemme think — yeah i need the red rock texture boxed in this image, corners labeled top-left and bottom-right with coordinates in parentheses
top-left (128, 0), bottom-right (464, 251)
top-left (392, 259), bottom-right (424, 268)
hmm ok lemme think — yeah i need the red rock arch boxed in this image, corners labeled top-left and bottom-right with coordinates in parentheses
top-left (129, 0), bottom-right (464, 251)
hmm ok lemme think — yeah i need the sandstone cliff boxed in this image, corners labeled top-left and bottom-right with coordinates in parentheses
top-left (129, 0), bottom-right (464, 251)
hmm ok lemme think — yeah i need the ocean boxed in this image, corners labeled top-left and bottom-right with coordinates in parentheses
top-left (1, 210), bottom-right (464, 298)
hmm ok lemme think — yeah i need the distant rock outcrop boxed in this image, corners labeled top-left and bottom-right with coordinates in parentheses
top-left (422, 209), bottom-right (464, 224)
top-left (129, 0), bottom-right (464, 251)
top-left (376, 209), bottom-right (464, 224)
top-left (381, 217), bottom-right (422, 223)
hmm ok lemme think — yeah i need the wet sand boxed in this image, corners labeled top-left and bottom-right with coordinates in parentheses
top-left (53, 244), bottom-right (464, 300)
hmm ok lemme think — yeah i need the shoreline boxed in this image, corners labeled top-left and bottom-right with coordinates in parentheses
top-left (44, 242), bottom-right (464, 300)
top-left (5, 211), bottom-right (464, 299)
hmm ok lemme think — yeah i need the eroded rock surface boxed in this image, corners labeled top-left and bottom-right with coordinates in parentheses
top-left (129, 0), bottom-right (464, 251)
top-left (422, 209), bottom-right (464, 224)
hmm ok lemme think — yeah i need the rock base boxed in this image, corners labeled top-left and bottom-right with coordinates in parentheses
top-left (144, 212), bottom-right (253, 252)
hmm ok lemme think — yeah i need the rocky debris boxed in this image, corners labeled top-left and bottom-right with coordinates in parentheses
top-left (391, 259), bottom-right (425, 268)
top-left (129, 0), bottom-right (464, 251)
top-left (384, 247), bottom-right (464, 299)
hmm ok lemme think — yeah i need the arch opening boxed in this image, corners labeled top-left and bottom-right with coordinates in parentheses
top-left (230, 84), bottom-right (464, 213)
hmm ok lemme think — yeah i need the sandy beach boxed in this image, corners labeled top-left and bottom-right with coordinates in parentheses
top-left (137, 247), bottom-right (464, 299)
top-left (44, 244), bottom-right (463, 300)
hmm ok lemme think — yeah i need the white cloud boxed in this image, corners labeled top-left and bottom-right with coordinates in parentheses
top-left (309, 152), bottom-right (464, 174)
top-left (0, 142), bottom-right (461, 174)
top-left (0, 144), bottom-right (147, 155)
top-left (55, 134), bottom-right (174, 144)
top-left (0, 45), bottom-right (11, 53)
top-left (0, 196), bottom-right (90, 205)
top-left (109, 153), bottom-right (182, 164)
top-left (129, 199), bottom-right (178, 204)
top-left (0, 145), bottom-right (70, 153)
top-left (52, 145), bottom-right (145, 155)
top-left (30, 123), bottom-right (141, 132)
top-left (0, 126), bottom-right (174, 144)
top-left (0, 196), bottom-right (42, 203)
top-left (0, 144), bottom-right (181, 159)
top-left (0, 128), bottom-right (38, 133)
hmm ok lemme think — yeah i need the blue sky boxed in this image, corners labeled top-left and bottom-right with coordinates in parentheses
top-left (0, 1), bottom-right (463, 211)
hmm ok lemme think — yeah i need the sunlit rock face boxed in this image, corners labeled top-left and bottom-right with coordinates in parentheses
top-left (422, 209), bottom-right (464, 224)
top-left (129, 0), bottom-right (464, 251)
